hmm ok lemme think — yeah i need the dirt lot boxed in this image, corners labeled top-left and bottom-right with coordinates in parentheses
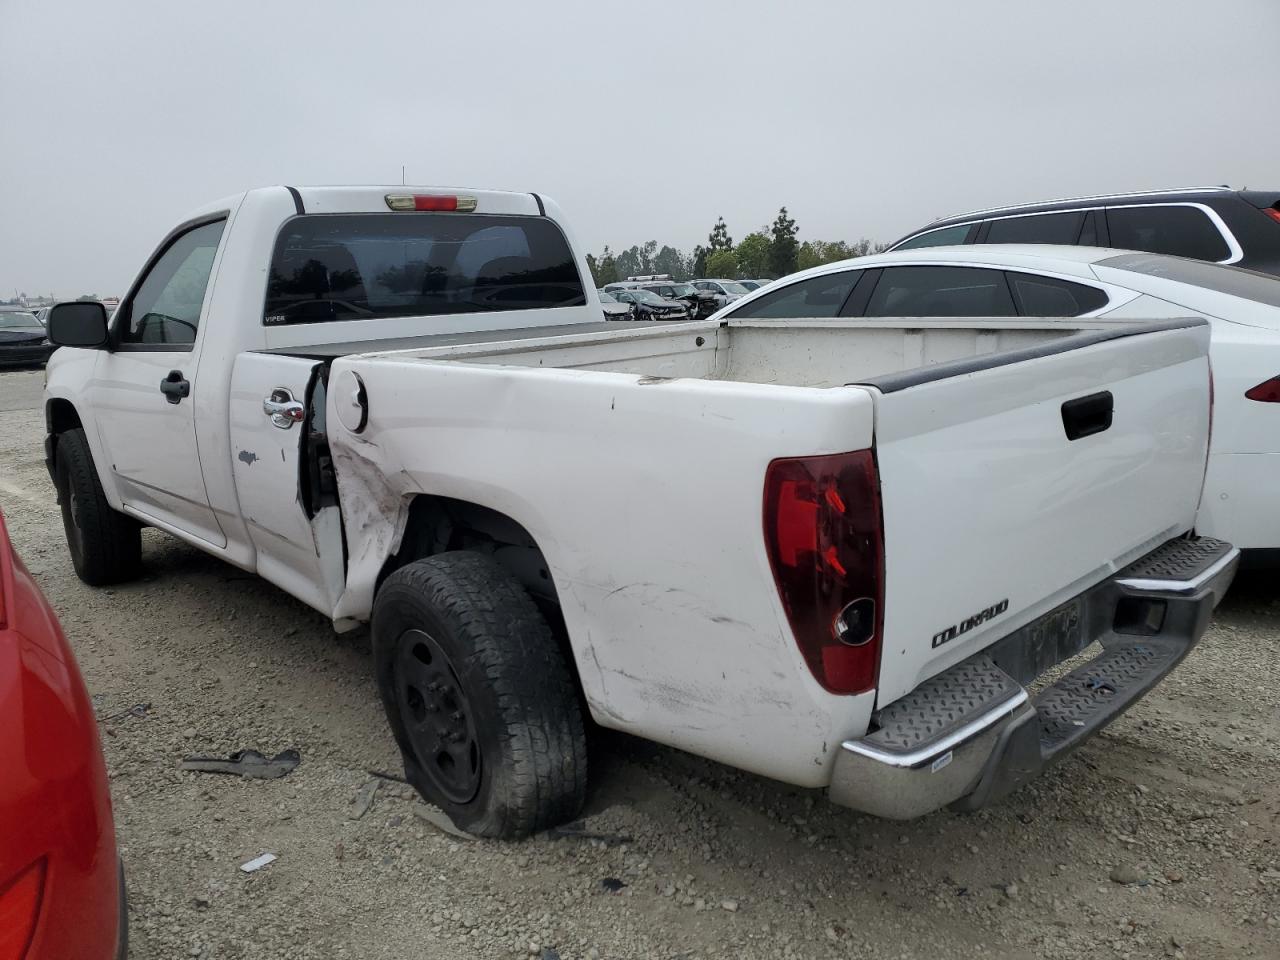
top-left (1, 367), bottom-right (1277, 960)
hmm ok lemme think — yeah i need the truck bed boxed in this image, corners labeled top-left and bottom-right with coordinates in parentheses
top-left (324, 315), bottom-right (1192, 389)
top-left (298, 313), bottom-right (1213, 785)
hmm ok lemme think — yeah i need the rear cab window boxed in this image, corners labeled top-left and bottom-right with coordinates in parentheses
top-left (1105, 205), bottom-right (1232, 262)
top-left (264, 213), bottom-right (585, 325)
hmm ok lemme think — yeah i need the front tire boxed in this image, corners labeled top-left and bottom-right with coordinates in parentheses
top-left (371, 552), bottom-right (587, 838)
top-left (55, 428), bottom-right (142, 585)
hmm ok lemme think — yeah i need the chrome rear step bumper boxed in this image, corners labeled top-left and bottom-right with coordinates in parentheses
top-left (830, 536), bottom-right (1238, 820)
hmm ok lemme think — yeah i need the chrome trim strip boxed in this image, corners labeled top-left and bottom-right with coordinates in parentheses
top-left (1115, 548), bottom-right (1241, 596)
top-left (936, 187), bottom-right (1234, 223)
top-left (898, 202), bottom-right (1243, 265)
top-left (840, 688), bottom-right (1029, 770)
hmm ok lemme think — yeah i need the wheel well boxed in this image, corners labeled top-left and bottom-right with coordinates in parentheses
top-left (45, 399), bottom-right (83, 474)
top-left (46, 398), bottom-right (82, 437)
top-left (382, 495), bottom-right (561, 612)
top-left (379, 495), bottom-right (582, 697)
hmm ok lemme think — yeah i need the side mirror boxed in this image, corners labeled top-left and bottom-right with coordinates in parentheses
top-left (48, 301), bottom-right (109, 348)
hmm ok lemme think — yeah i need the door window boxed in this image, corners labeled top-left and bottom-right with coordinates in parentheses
top-left (983, 212), bottom-right (1085, 245)
top-left (728, 271), bottom-right (861, 319)
top-left (863, 266), bottom-right (1016, 317)
top-left (893, 224), bottom-right (973, 250)
top-left (1106, 205), bottom-right (1231, 262)
top-left (119, 219), bottom-right (226, 346)
top-left (1006, 273), bottom-right (1109, 316)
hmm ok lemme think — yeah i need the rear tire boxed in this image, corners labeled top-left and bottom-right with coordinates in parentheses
top-left (55, 428), bottom-right (142, 585)
top-left (371, 551), bottom-right (587, 838)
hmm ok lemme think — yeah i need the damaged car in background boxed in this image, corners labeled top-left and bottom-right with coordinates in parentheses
top-left (0, 307), bottom-right (54, 366)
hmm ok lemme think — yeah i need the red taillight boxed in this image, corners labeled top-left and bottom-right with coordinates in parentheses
top-left (1263, 207), bottom-right (1280, 225)
top-left (413, 196), bottom-right (458, 211)
top-left (384, 193), bottom-right (477, 212)
top-left (1245, 376), bottom-right (1280, 402)
top-left (763, 450), bottom-right (884, 695)
top-left (0, 859), bottom-right (46, 960)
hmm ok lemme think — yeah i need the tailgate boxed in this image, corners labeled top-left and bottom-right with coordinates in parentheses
top-left (864, 319), bottom-right (1212, 706)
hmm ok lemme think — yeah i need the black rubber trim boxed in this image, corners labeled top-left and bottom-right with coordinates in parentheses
top-left (286, 186), bottom-right (305, 215)
top-left (531, 193), bottom-right (546, 216)
top-left (850, 317), bottom-right (1207, 394)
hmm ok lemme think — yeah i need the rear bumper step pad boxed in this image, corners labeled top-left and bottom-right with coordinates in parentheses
top-left (830, 537), bottom-right (1238, 819)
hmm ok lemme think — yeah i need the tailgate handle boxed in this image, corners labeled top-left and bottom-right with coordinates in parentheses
top-left (1061, 390), bottom-right (1113, 441)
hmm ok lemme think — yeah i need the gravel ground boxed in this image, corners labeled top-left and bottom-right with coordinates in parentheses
top-left (2, 368), bottom-right (1277, 960)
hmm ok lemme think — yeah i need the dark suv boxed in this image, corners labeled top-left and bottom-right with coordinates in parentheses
top-left (890, 187), bottom-right (1280, 274)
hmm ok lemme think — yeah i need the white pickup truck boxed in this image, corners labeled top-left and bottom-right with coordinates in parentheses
top-left (43, 186), bottom-right (1238, 838)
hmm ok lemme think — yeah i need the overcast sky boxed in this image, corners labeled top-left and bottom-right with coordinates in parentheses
top-left (2, 0), bottom-right (1278, 297)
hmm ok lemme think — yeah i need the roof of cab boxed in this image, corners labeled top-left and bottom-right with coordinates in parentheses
top-left (177, 185), bottom-right (549, 225)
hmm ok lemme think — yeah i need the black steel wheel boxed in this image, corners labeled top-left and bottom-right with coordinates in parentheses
top-left (393, 627), bottom-right (483, 804)
top-left (372, 551), bottom-right (587, 838)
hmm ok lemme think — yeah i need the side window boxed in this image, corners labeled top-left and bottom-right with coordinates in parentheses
top-left (1007, 273), bottom-right (1109, 316)
top-left (892, 223), bottom-right (973, 250)
top-left (727, 271), bottom-right (861, 319)
top-left (1106, 205), bottom-right (1231, 262)
top-left (863, 266), bottom-right (1016, 317)
top-left (983, 211), bottom-right (1085, 245)
top-left (119, 220), bottom-right (225, 346)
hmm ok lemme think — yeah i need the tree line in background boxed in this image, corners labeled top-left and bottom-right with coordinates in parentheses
top-left (585, 207), bottom-right (888, 287)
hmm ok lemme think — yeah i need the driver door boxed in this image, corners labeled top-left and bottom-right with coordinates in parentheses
top-left (88, 218), bottom-right (227, 547)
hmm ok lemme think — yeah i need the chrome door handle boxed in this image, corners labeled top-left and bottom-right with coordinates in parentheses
top-left (263, 388), bottom-right (305, 429)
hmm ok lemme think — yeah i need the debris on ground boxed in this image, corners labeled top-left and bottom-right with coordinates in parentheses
top-left (348, 779), bottom-right (379, 820)
top-left (545, 821), bottom-right (633, 846)
top-left (102, 702), bottom-right (151, 722)
top-left (412, 803), bottom-right (478, 841)
top-left (599, 877), bottom-right (626, 893)
top-left (1109, 863), bottom-right (1146, 885)
top-left (180, 749), bottom-right (300, 780)
top-left (239, 853), bottom-right (277, 873)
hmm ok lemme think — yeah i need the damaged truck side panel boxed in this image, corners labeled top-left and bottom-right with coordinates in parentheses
top-left (325, 357), bottom-right (877, 787)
